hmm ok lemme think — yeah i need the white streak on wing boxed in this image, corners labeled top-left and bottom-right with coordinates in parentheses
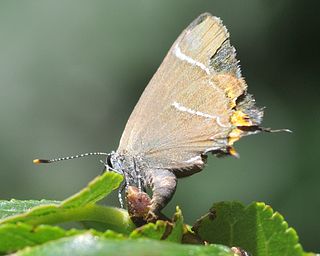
top-left (204, 146), bottom-right (222, 154)
top-left (208, 79), bottom-right (223, 93)
top-left (172, 101), bottom-right (230, 128)
top-left (173, 45), bottom-right (223, 93)
top-left (172, 101), bottom-right (213, 119)
top-left (173, 45), bottom-right (210, 75)
top-left (185, 155), bottom-right (202, 163)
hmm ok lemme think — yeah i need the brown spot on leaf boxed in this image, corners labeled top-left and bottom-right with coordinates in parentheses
top-left (208, 208), bottom-right (217, 221)
top-left (126, 186), bottom-right (151, 225)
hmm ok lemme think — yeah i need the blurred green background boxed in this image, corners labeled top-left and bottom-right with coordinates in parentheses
top-left (0, 0), bottom-right (319, 251)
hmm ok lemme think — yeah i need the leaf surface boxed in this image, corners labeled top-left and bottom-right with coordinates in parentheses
top-left (193, 201), bottom-right (305, 256)
top-left (15, 233), bottom-right (235, 256)
top-left (0, 172), bottom-right (134, 234)
top-left (0, 200), bottom-right (59, 220)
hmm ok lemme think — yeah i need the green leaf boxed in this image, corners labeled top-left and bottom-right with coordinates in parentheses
top-left (130, 220), bottom-right (167, 240)
top-left (102, 229), bottom-right (126, 240)
top-left (0, 200), bottom-right (60, 220)
top-left (61, 171), bottom-right (123, 208)
top-left (0, 172), bottom-right (135, 234)
top-left (0, 223), bottom-right (80, 253)
top-left (193, 201), bottom-right (305, 256)
top-left (165, 206), bottom-right (184, 243)
top-left (129, 207), bottom-right (184, 242)
top-left (14, 233), bottom-right (235, 256)
top-left (0, 171), bottom-right (123, 222)
top-left (0, 203), bottom-right (134, 235)
top-left (0, 222), bottom-right (128, 254)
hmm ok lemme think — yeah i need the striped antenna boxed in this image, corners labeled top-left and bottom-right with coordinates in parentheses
top-left (33, 152), bottom-right (109, 164)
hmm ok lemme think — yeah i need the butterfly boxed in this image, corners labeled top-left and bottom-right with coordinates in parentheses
top-left (35, 13), bottom-right (286, 222)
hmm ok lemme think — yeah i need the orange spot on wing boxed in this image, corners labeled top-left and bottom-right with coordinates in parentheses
top-left (228, 147), bottom-right (239, 158)
top-left (228, 110), bottom-right (254, 146)
top-left (228, 128), bottom-right (243, 145)
top-left (212, 74), bottom-right (247, 107)
top-left (231, 110), bottom-right (253, 126)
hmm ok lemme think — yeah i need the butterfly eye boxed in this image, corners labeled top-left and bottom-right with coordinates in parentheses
top-left (106, 154), bottom-right (113, 168)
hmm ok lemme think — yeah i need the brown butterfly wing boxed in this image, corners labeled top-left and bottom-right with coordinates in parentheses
top-left (117, 13), bottom-right (262, 174)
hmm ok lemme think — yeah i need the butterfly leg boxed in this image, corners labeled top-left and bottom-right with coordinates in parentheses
top-left (145, 169), bottom-right (177, 221)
